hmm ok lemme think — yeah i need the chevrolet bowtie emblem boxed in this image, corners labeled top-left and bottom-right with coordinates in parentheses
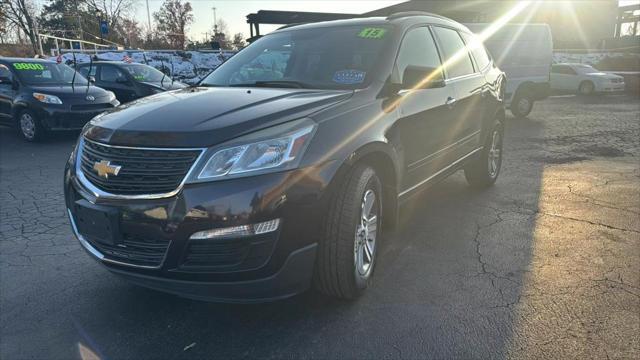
top-left (93, 160), bottom-right (121, 179)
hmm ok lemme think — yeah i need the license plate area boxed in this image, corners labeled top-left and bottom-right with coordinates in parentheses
top-left (74, 199), bottom-right (120, 245)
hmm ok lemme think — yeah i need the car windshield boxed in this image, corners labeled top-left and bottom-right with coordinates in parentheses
top-left (12, 61), bottom-right (87, 85)
top-left (574, 64), bottom-right (599, 74)
top-left (121, 64), bottom-right (167, 82)
top-left (200, 25), bottom-right (392, 89)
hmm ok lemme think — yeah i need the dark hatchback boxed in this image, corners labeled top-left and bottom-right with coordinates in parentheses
top-left (65, 13), bottom-right (506, 302)
top-left (0, 58), bottom-right (119, 141)
top-left (76, 61), bottom-right (186, 103)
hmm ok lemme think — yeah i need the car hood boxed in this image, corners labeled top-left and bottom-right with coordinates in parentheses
top-left (84, 86), bottom-right (353, 147)
top-left (29, 84), bottom-right (112, 101)
top-left (585, 72), bottom-right (623, 80)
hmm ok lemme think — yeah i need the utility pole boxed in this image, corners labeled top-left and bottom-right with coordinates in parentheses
top-left (33, 19), bottom-right (44, 56)
top-left (76, 11), bottom-right (84, 50)
top-left (146, 0), bottom-right (152, 33)
top-left (212, 7), bottom-right (218, 34)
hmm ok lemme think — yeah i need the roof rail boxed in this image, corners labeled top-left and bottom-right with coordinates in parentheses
top-left (277, 22), bottom-right (308, 30)
top-left (386, 11), bottom-right (447, 21)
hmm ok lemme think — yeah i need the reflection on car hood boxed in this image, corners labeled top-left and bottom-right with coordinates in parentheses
top-left (585, 72), bottom-right (623, 80)
top-left (84, 86), bottom-right (353, 147)
top-left (140, 81), bottom-right (187, 90)
top-left (29, 84), bottom-right (112, 101)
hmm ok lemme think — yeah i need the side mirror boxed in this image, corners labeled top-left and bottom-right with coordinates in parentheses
top-left (402, 66), bottom-right (445, 90)
top-left (88, 76), bottom-right (96, 83)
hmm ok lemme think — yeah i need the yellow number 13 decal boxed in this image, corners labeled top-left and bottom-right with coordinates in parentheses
top-left (357, 28), bottom-right (387, 39)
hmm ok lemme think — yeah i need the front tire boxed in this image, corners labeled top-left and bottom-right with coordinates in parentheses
top-left (510, 91), bottom-right (534, 118)
top-left (579, 81), bottom-right (595, 96)
top-left (314, 164), bottom-right (382, 299)
top-left (17, 109), bottom-right (47, 142)
top-left (464, 122), bottom-right (504, 188)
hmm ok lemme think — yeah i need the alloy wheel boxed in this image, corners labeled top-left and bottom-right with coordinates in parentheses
top-left (517, 97), bottom-right (532, 115)
top-left (20, 113), bottom-right (36, 140)
top-left (488, 129), bottom-right (502, 178)
top-left (354, 189), bottom-right (378, 279)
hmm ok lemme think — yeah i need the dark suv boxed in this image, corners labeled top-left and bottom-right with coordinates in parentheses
top-left (64, 13), bottom-right (506, 302)
top-left (0, 58), bottom-right (119, 141)
top-left (76, 62), bottom-right (186, 103)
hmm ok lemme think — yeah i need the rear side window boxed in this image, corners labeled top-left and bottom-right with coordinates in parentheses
top-left (551, 65), bottom-right (577, 75)
top-left (432, 27), bottom-right (475, 79)
top-left (78, 66), bottom-right (97, 78)
top-left (395, 27), bottom-right (443, 83)
top-left (100, 65), bottom-right (127, 82)
top-left (460, 32), bottom-right (491, 70)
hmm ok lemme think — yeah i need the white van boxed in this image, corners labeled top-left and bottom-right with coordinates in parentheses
top-left (465, 23), bottom-right (553, 118)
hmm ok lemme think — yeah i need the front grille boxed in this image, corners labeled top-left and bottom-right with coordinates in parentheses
top-left (80, 138), bottom-right (202, 195)
top-left (86, 232), bottom-right (170, 267)
top-left (180, 235), bottom-right (277, 272)
top-left (71, 103), bottom-right (115, 111)
top-left (611, 78), bottom-right (623, 84)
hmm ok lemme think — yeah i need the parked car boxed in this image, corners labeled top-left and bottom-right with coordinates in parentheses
top-left (0, 58), bottom-right (119, 141)
top-left (65, 13), bottom-right (506, 302)
top-left (75, 61), bottom-right (186, 103)
top-left (550, 63), bottom-right (625, 95)
top-left (466, 23), bottom-right (553, 118)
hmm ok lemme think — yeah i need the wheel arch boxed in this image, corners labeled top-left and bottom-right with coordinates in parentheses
top-left (578, 79), bottom-right (595, 93)
top-left (514, 81), bottom-right (537, 97)
top-left (330, 142), bottom-right (400, 231)
top-left (11, 102), bottom-right (30, 123)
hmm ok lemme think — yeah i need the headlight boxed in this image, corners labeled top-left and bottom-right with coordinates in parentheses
top-left (188, 118), bottom-right (316, 182)
top-left (33, 92), bottom-right (62, 104)
top-left (106, 91), bottom-right (117, 102)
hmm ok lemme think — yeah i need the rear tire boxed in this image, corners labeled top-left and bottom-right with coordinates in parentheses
top-left (464, 122), bottom-right (504, 188)
top-left (314, 164), bottom-right (382, 299)
top-left (510, 91), bottom-right (534, 118)
top-left (17, 109), bottom-right (47, 142)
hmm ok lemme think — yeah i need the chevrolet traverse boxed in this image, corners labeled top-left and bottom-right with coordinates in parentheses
top-left (64, 13), bottom-right (506, 302)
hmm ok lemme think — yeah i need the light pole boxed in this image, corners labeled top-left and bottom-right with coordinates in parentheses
top-left (146, 0), bottom-right (152, 34)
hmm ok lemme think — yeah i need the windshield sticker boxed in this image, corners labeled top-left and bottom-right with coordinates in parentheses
top-left (357, 27), bottom-right (387, 39)
top-left (134, 75), bottom-right (145, 81)
top-left (333, 70), bottom-right (366, 84)
top-left (12, 63), bottom-right (45, 71)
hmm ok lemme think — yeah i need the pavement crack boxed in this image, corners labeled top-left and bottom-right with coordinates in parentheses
top-left (540, 212), bottom-right (640, 234)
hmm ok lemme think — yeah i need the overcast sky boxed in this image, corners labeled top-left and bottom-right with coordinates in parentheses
top-left (34, 0), bottom-right (638, 43)
top-left (136, 0), bottom-right (404, 41)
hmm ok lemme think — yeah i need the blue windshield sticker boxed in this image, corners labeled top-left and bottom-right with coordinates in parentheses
top-left (333, 70), bottom-right (366, 84)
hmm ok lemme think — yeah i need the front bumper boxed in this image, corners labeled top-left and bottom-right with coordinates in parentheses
top-left (597, 82), bottom-right (626, 93)
top-left (64, 158), bottom-right (339, 302)
top-left (35, 102), bottom-right (118, 131)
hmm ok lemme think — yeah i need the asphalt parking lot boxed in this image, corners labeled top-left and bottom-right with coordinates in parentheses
top-left (1, 95), bottom-right (639, 359)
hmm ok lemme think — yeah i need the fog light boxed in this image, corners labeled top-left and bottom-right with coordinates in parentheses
top-left (189, 219), bottom-right (280, 240)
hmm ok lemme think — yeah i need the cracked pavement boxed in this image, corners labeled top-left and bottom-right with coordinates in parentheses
top-left (1, 95), bottom-right (639, 359)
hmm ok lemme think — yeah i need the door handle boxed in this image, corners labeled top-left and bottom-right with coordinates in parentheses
top-left (445, 97), bottom-right (457, 108)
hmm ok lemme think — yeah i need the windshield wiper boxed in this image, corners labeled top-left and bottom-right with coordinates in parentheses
top-left (228, 80), bottom-right (313, 89)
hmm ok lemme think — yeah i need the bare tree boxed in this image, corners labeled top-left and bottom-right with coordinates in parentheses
top-left (231, 33), bottom-right (245, 50)
top-left (1, 0), bottom-right (40, 54)
top-left (83, 0), bottom-right (138, 33)
top-left (153, 0), bottom-right (194, 49)
top-left (211, 18), bottom-right (231, 49)
top-left (118, 18), bottom-right (144, 48)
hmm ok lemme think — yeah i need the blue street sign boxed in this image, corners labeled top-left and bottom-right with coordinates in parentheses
top-left (100, 21), bottom-right (109, 35)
